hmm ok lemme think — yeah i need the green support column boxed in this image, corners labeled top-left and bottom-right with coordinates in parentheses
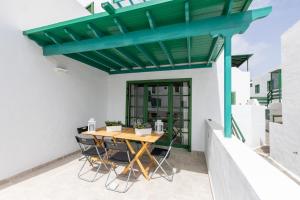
top-left (224, 35), bottom-right (232, 138)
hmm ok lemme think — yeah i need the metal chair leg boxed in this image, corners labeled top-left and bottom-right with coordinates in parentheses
top-left (105, 165), bottom-right (135, 193)
top-left (151, 157), bottom-right (174, 182)
top-left (78, 157), bottom-right (105, 182)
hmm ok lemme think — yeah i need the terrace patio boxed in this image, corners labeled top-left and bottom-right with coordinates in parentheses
top-left (3, 0), bottom-right (300, 199)
top-left (0, 149), bottom-right (212, 200)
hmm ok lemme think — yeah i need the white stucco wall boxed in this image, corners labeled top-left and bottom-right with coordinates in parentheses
top-left (206, 120), bottom-right (300, 200)
top-left (250, 73), bottom-right (269, 98)
top-left (106, 62), bottom-right (224, 151)
top-left (269, 20), bottom-right (300, 177)
top-left (232, 105), bottom-right (266, 148)
top-left (0, 0), bottom-right (108, 180)
top-left (232, 68), bottom-right (250, 105)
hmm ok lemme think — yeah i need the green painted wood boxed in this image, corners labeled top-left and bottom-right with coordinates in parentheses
top-left (126, 78), bottom-right (192, 150)
top-left (44, 32), bottom-right (111, 72)
top-left (185, 0), bottom-right (191, 65)
top-left (242, 0), bottom-right (253, 11)
top-left (101, 2), bottom-right (116, 15)
top-left (208, 36), bottom-right (222, 63)
top-left (110, 63), bottom-right (211, 74)
top-left (113, 17), bottom-right (159, 67)
top-left (87, 23), bottom-right (142, 68)
top-left (64, 28), bottom-right (121, 71)
top-left (223, 0), bottom-right (233, 15)
top-left (87, 23), bottom-right (103, 38)
top-left (231, 54), bottom-right (252, 67)
top-left (24, 0), bottom-right (259, 73)
top-left (168, 83), bottom-right (173, 144)
top-left (66, 54), bottom-right (110, 73)
top-left (42, 7), bottom-right (272, 56)
top-left (146, 11), bottom-right (174, 66)
top-left (188, 79), bottom-right (192, 152)
top-left (113, 48), bottom-right (144, 68)
top-left (232, 115), bottom-right (246, 142)
top-left (23, 0), bottom-right (270, 74)
top-left (224, 35), bottom-right (232, 138)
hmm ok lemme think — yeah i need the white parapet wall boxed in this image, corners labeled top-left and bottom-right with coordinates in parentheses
top-left (205, 120), bottom-right (300, 200)
top-left (232, 105), bottom-right (266, 148)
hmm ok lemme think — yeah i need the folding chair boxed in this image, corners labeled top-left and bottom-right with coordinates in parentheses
top-left (75, 136), bottom-right (109, 182)
top-left (77, 126), bottom-right (89, 161)
top-left (77, 126), bottom-right (88, 134)
top-left (104, 141), bottom-right (136, 193)
top-left (150, 129), bottom-right (179, 181)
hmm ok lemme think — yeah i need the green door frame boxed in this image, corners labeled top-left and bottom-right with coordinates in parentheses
top-left (125, 78), bottom-right (192, 151)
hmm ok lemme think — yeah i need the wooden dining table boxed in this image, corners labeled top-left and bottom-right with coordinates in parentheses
top-left (82, 127), bottom-right (163, 180)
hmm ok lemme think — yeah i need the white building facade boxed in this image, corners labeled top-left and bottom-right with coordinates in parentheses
top-left (270, 20), bottom-right (300, 178)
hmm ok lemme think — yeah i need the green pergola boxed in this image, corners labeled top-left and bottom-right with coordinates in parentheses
top-left (23, 0), bottom-right (271, 137)
top-left (232, 54), bottom-right (253, 71)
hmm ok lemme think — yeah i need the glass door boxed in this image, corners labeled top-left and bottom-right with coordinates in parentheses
top-left (147, 83), bottom-right (170, 143)
top-left (172, 82), bottom-right (191, 148)
top-left (126, 79), bottom-right (191, 150)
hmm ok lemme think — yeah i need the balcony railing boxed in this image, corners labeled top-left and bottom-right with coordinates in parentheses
top-left (267, 88), bottom-right (281, 105)
top-left (231, 115), bottom-right (246, 143)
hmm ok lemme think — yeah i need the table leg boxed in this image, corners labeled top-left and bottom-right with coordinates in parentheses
top-left (141, 141), bottom-right (156, 172)
top-left (125, 140), bottom-right (136, 154)
top-left (122, 141), bottom-right (151, 180)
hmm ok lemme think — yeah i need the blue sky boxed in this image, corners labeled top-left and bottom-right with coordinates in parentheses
top-left (233, 0), bottom-right (300, 78)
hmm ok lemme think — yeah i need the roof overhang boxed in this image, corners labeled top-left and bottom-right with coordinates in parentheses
top-left (23, 0), bottom-right (271, 75)
top-left (232, 54), bottom-right (253, 68)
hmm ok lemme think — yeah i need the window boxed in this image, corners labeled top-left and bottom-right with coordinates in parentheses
top-left (86, 2), bottom-right (94, 14)
top-left (267, 80), bottom-right (272, 91)
top-left (265, 109), bottom-right (270, 120)
top-left (231, 92), bottom-right (236, 105)
top-left (250, 83), bottom-right (253, 87)
top-left (255, 84), bottom-right (260, 94)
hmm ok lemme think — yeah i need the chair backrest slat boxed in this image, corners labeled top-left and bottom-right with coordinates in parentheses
top-left (77, 126), bottom-right (88, 134)
top-left (105, 141), bottom-right (128, 152)
top-left (75, 136), bottom-right (96, 146)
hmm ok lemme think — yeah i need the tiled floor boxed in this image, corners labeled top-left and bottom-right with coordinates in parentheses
top-left (0, 148), bottom-right (213, 200)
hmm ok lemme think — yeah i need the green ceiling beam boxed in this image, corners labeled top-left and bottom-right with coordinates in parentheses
top-left (208, 36), bottom-right (222, 63)
top-left (113, 17), bottom-right (159, 67)
top-left (113, 48), bottom-right (144, 68)
top-left (64, 28), bottom-right (120, 71)
top-left (43, 7), bottom-right (272, 56)
top-left (86, 23), bottom-right (131, 70)
top-left (21, 1), bottom-right (185, 35)
top-left (44, 32), bottom-right (61, 44)
top-left (101, 2), bottom-right (116, 15)
top-left (185, 0), bottom-right (191, 65)
top-left (66, 54), bottom-right (110, 73)
top-left (242, 0), bottom-right (253, 11)
top-left (94, 51), bottom-right (127, 69)
top-left (102, 1), bottom-right (159, 68)
top-left (146, 10), bottom-right (174, 66)
top-left (44, 32), bottom-right (111, 72)
top-left (87, 23), bottom-right (143, 68)
top-left (113, 0), bottom-right (123, 8)
top-left (110, 63), bottom-right (212, 75)
top-left (87, 23), bottom-right (103, 38)
top-left (64, 28), bottom-right (80, 41)
top-left (223, 0), bottom-right (233, 15)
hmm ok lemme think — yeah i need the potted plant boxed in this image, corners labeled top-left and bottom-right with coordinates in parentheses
top-left (105, 121), bottom-right (123, 132)
top-left (135, 123), bottom-right (152, 136)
